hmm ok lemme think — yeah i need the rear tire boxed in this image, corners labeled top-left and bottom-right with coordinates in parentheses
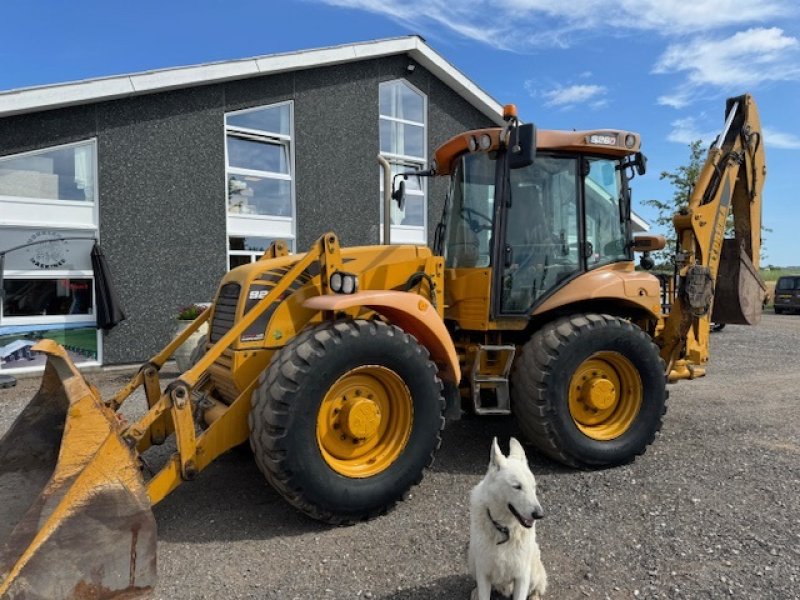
top-left (511, 313), bottom-right (666, 469)
top-left (249, 319), bottom-right (445, 524)
top-left (774, 307), bottom-right (784, 315)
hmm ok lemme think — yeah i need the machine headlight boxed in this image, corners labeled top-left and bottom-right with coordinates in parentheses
top-left (329, 272), bottom-right (343, 293)
top-left (341, 274), bottom-right (358, 294)
top-left (588, 133), bottom-right (617, 146)
top-left (479, 134), bottom-right (492, 150)
top-left (468, 136), bottom-right (479, 152)
top-left (329, 271), bottom-right (358, 294)
top-left (625, 133), bottom-right (637, 149)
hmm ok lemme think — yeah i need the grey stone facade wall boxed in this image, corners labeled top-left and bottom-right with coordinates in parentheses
top-left (0, 55), bottom-right (492, 364)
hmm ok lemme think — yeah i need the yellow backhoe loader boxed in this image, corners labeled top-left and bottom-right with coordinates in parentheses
top-left (0, 95), bottom-right (765, 598)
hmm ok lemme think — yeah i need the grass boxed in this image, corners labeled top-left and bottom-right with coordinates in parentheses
top-left (760, 268), bottom-right (800, 282)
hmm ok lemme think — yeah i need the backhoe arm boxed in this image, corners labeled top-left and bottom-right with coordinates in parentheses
top-left (657, 94), bottom-right (766, 379)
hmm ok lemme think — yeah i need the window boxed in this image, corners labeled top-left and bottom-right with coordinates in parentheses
top-left (0, 142), bottom-right (95, 203)
top-left (502, 155), bottom-right (581, 313)
top-left (0, 140), bottom-right (98, 229)
top-left (445, 152), bottom-right (496, 268)
top-left (225, 102), bottom-right (295, 269)
top-left (0, 140), bottom-right (101, 373)
top-left (228, 236), bottom-right (283, 270)
top-left (584, 158), bottom-right (629, 267)
top-left (3, 278), bottom-right (93, 318)
top-left (379, 80), bottom-right (427, 244)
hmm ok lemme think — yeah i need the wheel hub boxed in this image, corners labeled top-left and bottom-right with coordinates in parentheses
top-left (340, 397), bottom-right (381, 440)
top-left (568, 352), bottom-right (643, 441)
top-left (316, 366), bottom-right (413, 478)
top-left (582, 378), bottom-right (616, 410)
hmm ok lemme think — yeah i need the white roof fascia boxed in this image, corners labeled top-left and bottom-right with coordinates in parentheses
top-left (0, 37), bottom-right (504, 123)
top-left (408, 37), bottom-right (504, 125)
top-left (631, 210), bottom-right (650, 232)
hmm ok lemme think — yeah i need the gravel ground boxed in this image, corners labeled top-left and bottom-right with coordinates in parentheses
top-left (1, 313), bottom-right (799, 599)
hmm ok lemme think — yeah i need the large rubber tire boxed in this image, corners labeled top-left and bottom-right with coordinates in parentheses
top-left (774, 307), bottom-right (784, 315)
top-left (249, 319), bottom-right (445, 524)
top-left (511, 313), bottom-right (667, 469)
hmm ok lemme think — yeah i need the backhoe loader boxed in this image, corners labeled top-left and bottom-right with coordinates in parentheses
top-left (0, 94), bottom-right (765, 598)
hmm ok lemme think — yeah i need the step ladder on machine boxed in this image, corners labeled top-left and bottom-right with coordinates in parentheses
top-left (469, 345), bottom-right (516, 415)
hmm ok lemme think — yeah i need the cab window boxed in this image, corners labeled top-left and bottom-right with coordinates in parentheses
top-left (444, 153), bottom-right (496, 268)
top-left (584, 157), bottom-right (629, 268)
top-left (501, 155), bottom-right (581, 313)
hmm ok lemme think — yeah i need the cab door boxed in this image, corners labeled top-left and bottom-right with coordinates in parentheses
top-left (495, 154), bottom-right (583, 314)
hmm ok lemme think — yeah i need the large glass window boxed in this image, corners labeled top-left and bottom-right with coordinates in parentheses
top-left (225, 102), bottom-right (295, 268)
top-left (0, 141), bottom-right (95, 203)
top-left (501, 155), bottom-right (581, 313)
top-left (584, 158), bottom-right (628, 267)
top-left (3, 278), bottom-right (93, 317)
top-left (444, 153), bottom-right (496, 269)
top-left (379, 80), bottom-right (427, 243)
top-left (0, 140), bottom-right (101, 373)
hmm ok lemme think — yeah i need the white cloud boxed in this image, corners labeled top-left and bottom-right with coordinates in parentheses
top-left (536, 83), bottom-right (608, 108)
top-left (666, 116), bottom-right (717, 144)
top-left (654, 27), bottom-right (800, 107)
top-left (320, 1), bottom-right (798, 109)
top-left (763, 126), bottom-right (800, 149)
top-left (317, 0), bottom-right (793, 50)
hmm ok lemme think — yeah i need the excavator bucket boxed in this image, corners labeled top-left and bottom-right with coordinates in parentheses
top-left (711, 238), bottom-right (767, 325)
top-left (0, 340), bottom-right (156, 600)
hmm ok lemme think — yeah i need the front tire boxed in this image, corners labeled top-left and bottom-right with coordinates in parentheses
top-left (511, 314), bottom-right (666, 468)
top-left (249, 319), bottom-right (445, 524)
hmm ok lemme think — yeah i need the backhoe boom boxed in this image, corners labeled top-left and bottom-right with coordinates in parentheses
top-left (657, 94), bottom-right (766, 379)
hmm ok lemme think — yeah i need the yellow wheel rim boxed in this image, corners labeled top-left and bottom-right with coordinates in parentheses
top-left (316, 366), bottom-right (413, 478)
top-left (568, 351), bottom-right (643, 441)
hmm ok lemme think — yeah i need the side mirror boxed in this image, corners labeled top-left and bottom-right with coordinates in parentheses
top-left (392, 180), bottom-right (406, 211)
top-left (509, 123), bottom-right (536, 170)
top-left (635, 152), bottom-right (647, 176)
top-left (632, 234), bottom-right (665, 253)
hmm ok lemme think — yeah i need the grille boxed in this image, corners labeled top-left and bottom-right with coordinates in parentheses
top-left (210, 283), bottom-right (240, 343)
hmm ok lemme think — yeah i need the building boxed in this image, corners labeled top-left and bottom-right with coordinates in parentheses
top-left (0, 36), bottom-right (507, 372)
top-left (0, 36), bottom-right (648, 373)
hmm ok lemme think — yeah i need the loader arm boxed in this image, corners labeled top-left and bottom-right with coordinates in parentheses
top-left (656, 94), bottom-right (766, 379)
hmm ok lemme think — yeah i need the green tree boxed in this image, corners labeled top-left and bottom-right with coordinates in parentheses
top-left (643, 140), bottom-right (705, 267)
top-left (643, 140), bottom-right (768, 267)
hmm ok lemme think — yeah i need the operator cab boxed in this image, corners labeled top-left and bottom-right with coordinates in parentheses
top-left (433, 119), bottom-right (646, 322)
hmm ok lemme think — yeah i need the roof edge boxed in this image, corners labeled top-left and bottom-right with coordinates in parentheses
top-left (0, 36), bottom-right (503, 124)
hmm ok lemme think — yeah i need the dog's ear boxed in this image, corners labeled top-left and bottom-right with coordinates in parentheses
top-left (489, 437), bottom-right (506, 470)
top-left (508, 437), bottom-right (527, 462)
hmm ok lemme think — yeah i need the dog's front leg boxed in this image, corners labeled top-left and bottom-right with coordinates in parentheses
top-left (471, 572), bottom-right (493, 600)
top-left (512, 573), bottom-right (532, 600)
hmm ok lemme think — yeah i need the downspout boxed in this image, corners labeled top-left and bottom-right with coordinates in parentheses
top-left (378, 155), bottom-right (392, 245)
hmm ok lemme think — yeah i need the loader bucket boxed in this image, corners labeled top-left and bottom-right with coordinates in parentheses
top-left (0, 340), bottom-right (156, 600)
top-left (711, 238), bottom-right (767, 325)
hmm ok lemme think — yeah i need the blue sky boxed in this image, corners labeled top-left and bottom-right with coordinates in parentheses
top-left (3, 0), bottom-right (799, 265)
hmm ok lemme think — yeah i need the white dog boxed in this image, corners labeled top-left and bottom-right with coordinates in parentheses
top-left (468, 437), bottom-right (547, 600)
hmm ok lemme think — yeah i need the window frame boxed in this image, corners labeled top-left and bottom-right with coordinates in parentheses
top-left (379, 79), bottom-right (428, 244)
top-left (224, 101), bottom-right (296, 269)
top-left (0, 139), bottom-right (103, 373)
top-left (0, 139), bottom-right (99, 229)
top-left (583, 155), bottom-right (632, 270)
top-left (1, 271), bottom-right (97, 325)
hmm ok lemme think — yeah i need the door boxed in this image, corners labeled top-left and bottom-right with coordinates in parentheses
top-left (498, 155), bottom-right (582, 314)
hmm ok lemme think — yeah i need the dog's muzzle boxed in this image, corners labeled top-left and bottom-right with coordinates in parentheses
top-left (509, 503), bottom-right (544, 528)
